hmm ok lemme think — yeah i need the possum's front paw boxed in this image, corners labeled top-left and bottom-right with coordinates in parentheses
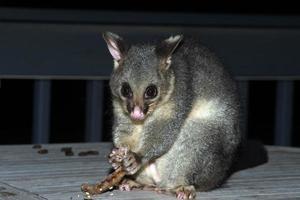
top-left (109, 147), bottom-right (141, 175)
top-left (109, 147), bottom-right (126, 170)
top-left (122, 150), bottom-right (141, 175)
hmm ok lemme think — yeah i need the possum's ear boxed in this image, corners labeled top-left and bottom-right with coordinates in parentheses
top-left (102, 32), bottom-right (128, 69)
top-left (156, 35), bottom-right (183, 70)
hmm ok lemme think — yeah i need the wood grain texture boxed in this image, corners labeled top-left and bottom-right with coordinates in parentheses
top-left (0, 143), bottom-right (299, 199)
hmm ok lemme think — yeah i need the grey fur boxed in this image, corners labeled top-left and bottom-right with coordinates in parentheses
top-left (104, 32), bottom-right (242, 193)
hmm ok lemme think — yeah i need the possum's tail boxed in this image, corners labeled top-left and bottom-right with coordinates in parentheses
top-left (231, 139), bottom-right (268, 173)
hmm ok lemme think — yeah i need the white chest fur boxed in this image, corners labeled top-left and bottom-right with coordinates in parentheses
top-left (144, 163), bottom-right (161, 183)
top-left (188, 99), bottom-right (226, 121)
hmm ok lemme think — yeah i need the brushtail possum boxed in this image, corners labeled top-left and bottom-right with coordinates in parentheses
top-left (103, 32), bottom-right (241, 199)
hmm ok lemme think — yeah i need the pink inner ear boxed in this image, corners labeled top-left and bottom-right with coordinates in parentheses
top-left (108, 45), bottom-right (121, 61)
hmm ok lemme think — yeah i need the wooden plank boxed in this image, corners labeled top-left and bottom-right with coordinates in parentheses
top-left (238, 80), bottom-right (249, 137)
top-left (1, 8), bottom-right (300, 28)
top-left (274, 81), bottom-right (294, 146)
top-left (0, 143), bottom-right (299, 199)
top-left (32, 80), bottom-right (51, 144)
top-left (85, 80), bottom-right (104, 142)
top-left (1, 22), bottom-right (300, 80)
top-left (0, 182), bottom-right (46, 200)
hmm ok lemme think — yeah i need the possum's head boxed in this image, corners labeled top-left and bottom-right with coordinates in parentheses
top-left (103, 32), bottom-right (183, 122)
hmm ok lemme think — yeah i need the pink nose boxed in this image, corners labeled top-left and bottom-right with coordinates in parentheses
top-left (130, 106), bottom-right (145, 120)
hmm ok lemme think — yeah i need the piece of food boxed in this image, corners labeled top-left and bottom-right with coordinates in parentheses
top-left (78, 150), bottom-right (99, 156)
top-left (81, 167), bottom-right (126, 195)
top-left (61, 147), bottom-right (74, 156)
top-left (37, 149), bottom-right (48, 154)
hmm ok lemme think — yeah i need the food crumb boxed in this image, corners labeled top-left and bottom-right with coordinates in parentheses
top-left (0, 187), bottom-right (6, 191)
top-left (0, 191), bottom-right (16, 197)
top-left (37, 149), bottom-right (48, 154)
top-left (78, 150), bottom-right (99, 156)
top-left (32, 144), bottom-right (42, 149)
top-left (61, 147), bottom-right (74, 156)
top-left (83, 192), bottom-right (93, 200)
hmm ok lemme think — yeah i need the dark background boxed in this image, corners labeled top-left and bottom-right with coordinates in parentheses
top-left (1, 2), bottom-right (300, 146)
top-left (1, 1), bottom-right (300, 15)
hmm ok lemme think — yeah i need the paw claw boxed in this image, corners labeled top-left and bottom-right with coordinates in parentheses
top-left (119, 179), bottom-right (142, 191)
top-left (176, 192), bottom-right (185, 200)
top-left (175, 186), bottom-right (196, 200)
top-left (119, 184), bottom-right (131, 191)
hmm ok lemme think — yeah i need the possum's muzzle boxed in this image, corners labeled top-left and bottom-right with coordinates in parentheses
top-left (130, 106), bottom-right (145, 121)
top-left (126, 103), bottom-right (151, 121)
top-left (125, 97), bottom-right (157, 122)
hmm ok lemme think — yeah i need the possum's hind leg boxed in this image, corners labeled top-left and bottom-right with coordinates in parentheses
top-left (119, 178), bottom-right (142, 191)
top-left (174, 185), bottom-right (196, 200)
top-left (147, 185), bottom-right (196, 199)
top-left (119, 178), bottom-right (162, 192)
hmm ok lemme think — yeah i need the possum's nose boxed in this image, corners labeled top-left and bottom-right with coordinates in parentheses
top-left (130, 106), bottom-right (145, 121)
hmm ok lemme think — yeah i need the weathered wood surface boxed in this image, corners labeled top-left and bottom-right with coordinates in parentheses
top-left (0, 143), bottom-right (299, 200)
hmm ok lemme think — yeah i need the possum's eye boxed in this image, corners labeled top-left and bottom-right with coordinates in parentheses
top-left (144, 85), bottom-right (158, 99)
top-left (121, 82), bottom-right (133, 99)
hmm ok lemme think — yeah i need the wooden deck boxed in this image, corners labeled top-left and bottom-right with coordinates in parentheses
top-left (0, 143), bottom-right (299, 200)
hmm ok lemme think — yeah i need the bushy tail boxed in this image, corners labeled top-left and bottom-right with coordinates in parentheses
top-left (231, 139), bottom-right (268, 173)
